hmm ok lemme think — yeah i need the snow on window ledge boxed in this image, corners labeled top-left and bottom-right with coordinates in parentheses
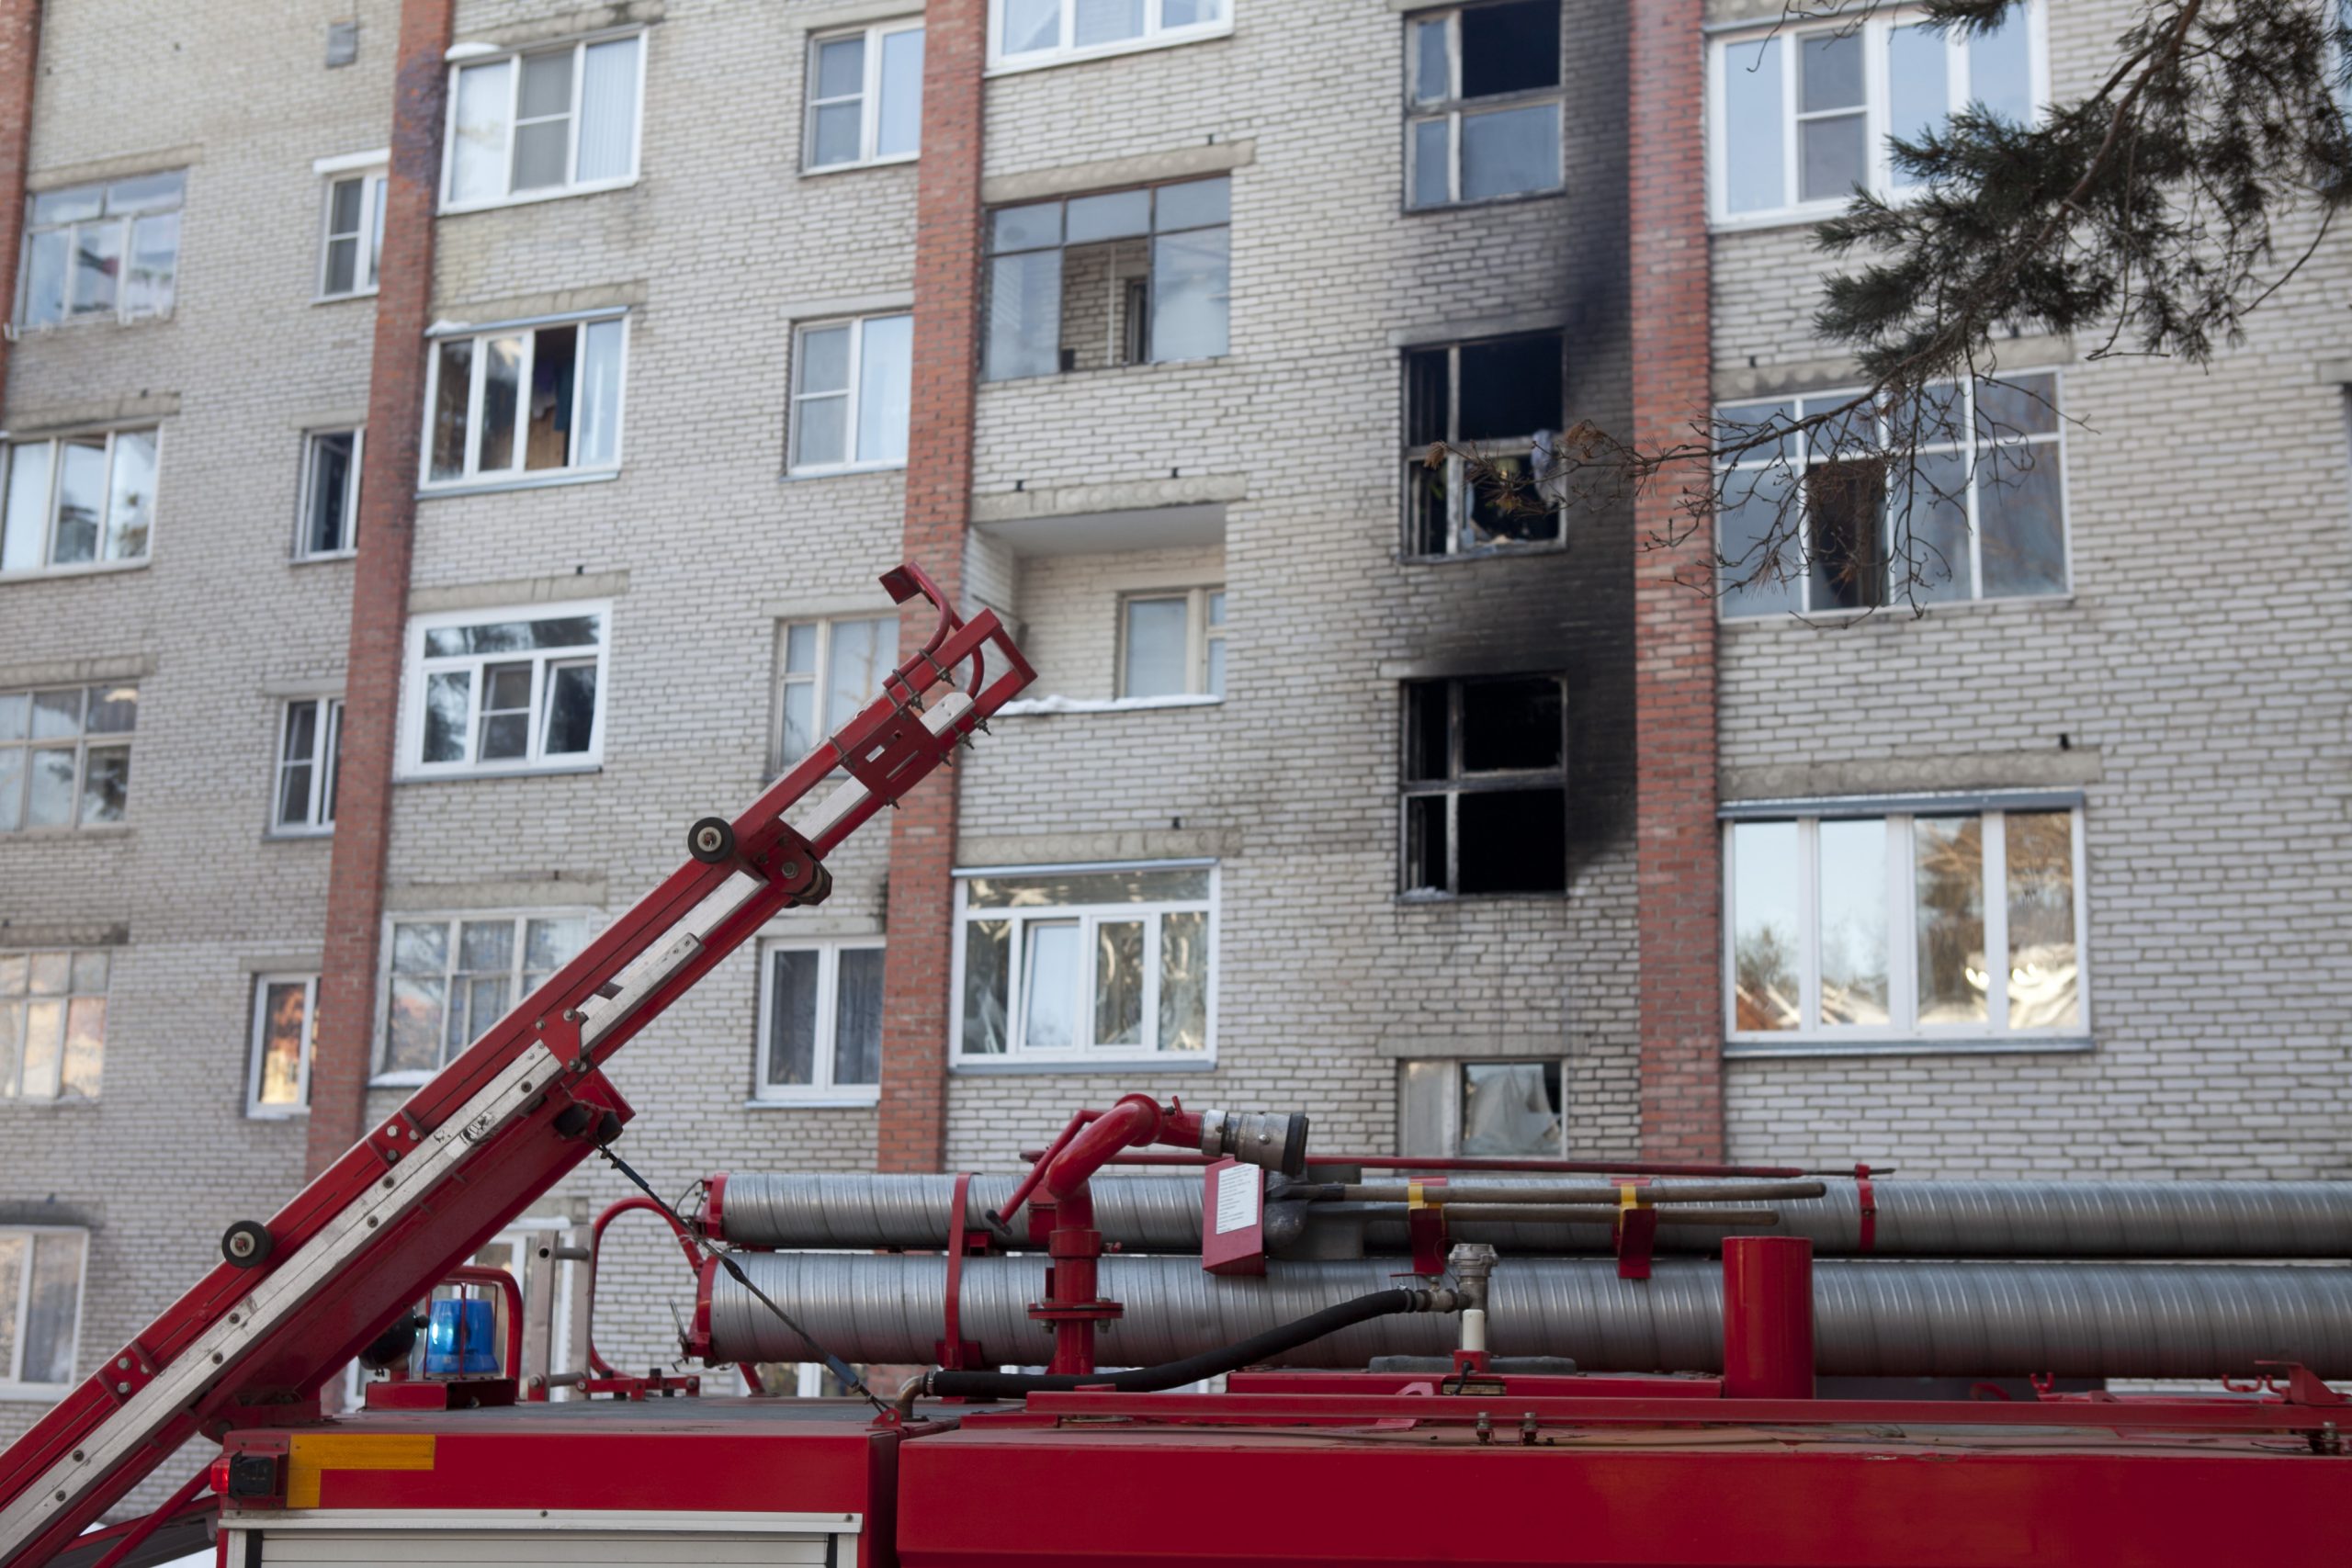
top-left (994, 693), bottom-right (1222, 717)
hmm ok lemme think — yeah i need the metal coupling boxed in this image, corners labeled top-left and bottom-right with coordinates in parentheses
top-left (1448, 1243), bottom-right (1499, 1313)
top-left (1198, 1108), bottom-right (1311, 1177)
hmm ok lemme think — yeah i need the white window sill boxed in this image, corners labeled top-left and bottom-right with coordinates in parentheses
top-left (246, 1105), bottom-right (310, 1121)
top-left (994, 693), bottom-right (1221, 717)
top-left (0, 1095), bottom-right (98, 1109)
top-left (1722, 591), bottom-right (2076, 627)
top-left (784, 458), bottom-right (908, 481)
top-left (1400, 539), bottom-right (1566, 566)
top-left (0, 1384), bottom-right (75, 1403)
top-left (371, 1070), bottom-right (434, 1089)
top-left (396, 761), bottom-right (603, 784)
top-left (417, 468), bottom-right (621, 500)
top-left (954, 1054), bottom-right (1217, 1075)
top-left (313, 288), bottom-right (381, 306)
top-left (0, 558), bottom-right (151, 585)
top-left (10, 310), bottom-right (175, 335)
top-left (987, 23), bottom-right (1232, 75)
top-left (1404, 186), bottom-right (1566, 217)
top-left (1725, 1035), bottom-right (2096, 1060)
top-left (438, 177), bottom-right (640, 217)
top-left (263, 825), bottom-right (334, 841)
top-left (2, 823), bottom-right (133, 840)
top-left (744, 1094), bottom-right (880, 1110)
top-left (1711, 202), bottom-right (1851, 235)
top-left (292, 548), bottom-right (357, 566)
top-left (981, 353), bottom-right (1232, 388)
top-left (802, 152), bottom-right (920, 178)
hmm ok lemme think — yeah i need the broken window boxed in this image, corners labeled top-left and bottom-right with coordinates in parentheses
top-left (424, 316), bottom-right (626, 485)
top-left (1405, 0), bottom-right (1563, 209)
top-left (1403, 331), bottom-right (1564, 557)
top-left (1400, 675), bottom-right (1567, 897)
top-left (1118, 587), bottom-right (1225, 699)
top-left (983, 176), bottom-right (1229, 380)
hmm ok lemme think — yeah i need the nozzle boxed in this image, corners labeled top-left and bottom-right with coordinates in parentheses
top-left (1198, 1108), bottom-right (1310, 1177)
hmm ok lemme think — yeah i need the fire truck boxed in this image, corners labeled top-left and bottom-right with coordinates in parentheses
top-left (3, 563), bottom-right (2346, 1568)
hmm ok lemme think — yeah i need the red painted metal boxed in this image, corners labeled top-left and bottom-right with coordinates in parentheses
top-left (1612, 1177), bottom-right (1657, 1280)
top-left (1199, 1157), bottom-right (1266, 1276)
top-left (1019, 1151), bottom-right (1815, 1178)
top-left (1722, 1235), bottom-right (1814, 1399)
top-left (83, 1468), bottom-right (209, 1568)
top-left (1404, 1175), bottom-right (1447, 1276)
top-left (0, 561), bottom-right (1034, 1567)
top-left (1855, 1163), bottom-right (1877, 1253)
top-left (935, 1173), bottom-right (987, 1374)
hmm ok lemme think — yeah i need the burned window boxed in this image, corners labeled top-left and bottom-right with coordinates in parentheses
top-left (1406, 0), bottom-right (1564, 209)
top-left (1403, 332), bottom-right (1564, 557)
top-left (1401, 675), bottom-right (1567, 897)
top-left (983, 177), bottom-right (1229, 380)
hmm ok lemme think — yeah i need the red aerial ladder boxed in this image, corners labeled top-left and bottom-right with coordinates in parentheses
top-left (0, 562), bottom-right (1033, 1568)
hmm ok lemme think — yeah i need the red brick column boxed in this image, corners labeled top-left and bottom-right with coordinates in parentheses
top-left (1628, 0), bottom-right (1723, 1160)
top-left (307, 0), bottom-right (456, 1178)
top-left (0, 2), bottom-right (44, 395)
top-left (876, 0), bottom-right (986, 1174)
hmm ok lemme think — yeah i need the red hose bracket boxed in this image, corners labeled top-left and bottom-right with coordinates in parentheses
top-left (1406, 1177), bottom-right (1449, 1277)
top-left (1854, 1164), bottom-right (1877, 1254)
top-left (935, 1173), bottom-right (987, 1376)
top-left (1614, 1179), bottom-right (1657, 1281)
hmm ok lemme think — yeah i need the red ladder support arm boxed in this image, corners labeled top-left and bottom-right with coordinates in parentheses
top-left (0, 563), bottom-right (1032, 1568)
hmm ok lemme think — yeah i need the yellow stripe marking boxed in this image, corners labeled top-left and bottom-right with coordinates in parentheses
top-left (286, 1433), bottom-right (436, 1508)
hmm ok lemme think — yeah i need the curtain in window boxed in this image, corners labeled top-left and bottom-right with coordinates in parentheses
top-left (1459, 1063), bottom-right (1558, 1156)
top-left (575, 38), bottom-right (641, 183)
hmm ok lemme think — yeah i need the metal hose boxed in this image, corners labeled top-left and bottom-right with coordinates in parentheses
top-left (701, 1252), bottom-right (2352, 1379)
top-left (707, 1173), bottom-right (2352, 1258)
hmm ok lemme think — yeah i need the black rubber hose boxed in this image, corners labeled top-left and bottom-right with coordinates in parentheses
top-left (923, 1287), bottom-right (1450, 1400)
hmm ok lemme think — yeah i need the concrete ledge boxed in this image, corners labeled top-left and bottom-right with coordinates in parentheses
top-left (428, 283), bottom-right (646, 333)
top-left (1387, 309), bottom-right (1566, 350)
top-left (955, 829), bottom-right (1237, 866)
top-left (1374, 1033), bottom-right (1565, 1060)
top-left (0, 1197), bottom-right (102, 1227)
top-left (241, 953), bottom-right (324, 974)
top-left (383, 876), bottom-right (607, 913)
top-left (260, 675), bottom-right (345, 699)
top-left (1712, 334), bottom-right (2074, 402)
top-left (28, 145), bottom-right (201, 192)
top-left (1377, 647), bottom-right (1577, 681)
top-left (453, 1), bottom-right (663, 53)
top-left (0, 652), bottom-right (155, 689)
top-left (0, 919), bottom-right (129, 948)
top-left (792, 0), bottom-right (923, 31)
top-left (982, 140), bottom-right (1253, 206)
top-left (1720, 748), bottom-right (2102, 803)
top-left (4, 393), bottom-right (181, 437)
top-left (408, 570), bottom-right (629, 615)
top-left (973, 473), bottom-right (1245, 524)
top-left (779, 289), bottom-right (914, 322)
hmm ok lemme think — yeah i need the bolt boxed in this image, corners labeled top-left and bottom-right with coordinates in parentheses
top-left (115, 1382), bottom-right (129, 1394)
top-left (367, 1215), bottom-right (379, 1228)
top-left (520, 1079), bottom-right (533, 1093)
top-left (116, 1356), bottom-right (130, 1371)
top-left (1520, 1413), bottom-right (1539, 1445)
top-left (1476, 1412), bottom-right (1493, 1445)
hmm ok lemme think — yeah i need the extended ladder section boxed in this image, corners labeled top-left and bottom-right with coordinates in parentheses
top-left (0, 562), bottom-right (1034, 1568)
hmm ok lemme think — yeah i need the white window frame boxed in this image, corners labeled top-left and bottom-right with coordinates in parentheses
top-left (1722, 803), bottom-right (2092, 1052)
top-left (246, 972), bottom-right (319, 1119)
top-left (950, 860), bottom-right (1218, 1064)
top-left (771, 614), bottom-right (901, 773)
top-left (1397, 1057), bottom-right (1566, 1157)
top-left (398, 600), bottom-right (612, 779)
top-left (753, 936), bottom-right (887, 1105)
top-left (1707, 1), bottom-right (2049, 230)
top-left (0, 948), bottom-right (109, 1101)
top-left (0, 684), bottom-right (138, 834)
top-left (804, 19), bottom-right (925, 172)
top-left (271, 696), bottom-right (343, 835)
top-left (987, 0), bottom-right (1232, 74)
top-left (438, 32), bottom-right (648, 212)
top-left (0, 1226), bottom-right (88, 1399)
top-left (373, 909), bottom-right (596, 1086)
top-left (1402, 2), bottom-right (1566, 210)
top-left (315, 161), bottom-right (387, 300)
top-left (15, 172), bottom-right (185, 328)
top-left (420, 312), bottom-right (629, 492)
top-left (1715, 370), bottom-right (2070, 619)
top-left (787, 314), bottom-right (912, 475)
top-left (295, 428), bottom-right (363, 560)
top-left (0, 429), bottom-right (162, 579)
top-left (1116, 586), bottom-right (1225, 699)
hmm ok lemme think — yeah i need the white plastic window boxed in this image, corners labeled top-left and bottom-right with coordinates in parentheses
top-left (0, 1228), bottom-right (86, 1397)
top-left (423, 316), bottom-right (627, 487)
top-left (298, 429), bottom-right (362, 558)
top-left (0, 431), bottom-right (159, 575)
top-left (401, 603), bottom-right (609, 776)
top-left (273, 697), bottom-right (343, 832)
top-left (445, 35), bottom-right (644, 208)
top-left (954, 864), bottom-right (1215, 1060)
top-left (789, 315), bottom-right (913, 472)
top-left (807, 22), bottom-right (925, 170)
top-left (17, 171), bottom-right (183, 326)
top-left (319, 170), bottom-right (387, 297)
top-left (248, 973), bottom-right (318, 1117)
top-left (379, 914), bottom-right (591, 1080)
top-left (1118, 587), bottom-right (1224, 698)
top-left (756, 939), bottom-right (886, 1102)
top-left (1725, 807), bottom-right (2087, 1046)
top-left (990, 0), bottom-right (1229, 71)
top-left (0, 685), bottom-right (137, 832)
top-left (0, 950), bottom-right (108, 1101)
top-left (773, 615), bottom-right (900, 770)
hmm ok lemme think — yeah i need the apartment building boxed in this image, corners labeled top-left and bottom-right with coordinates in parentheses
top-left (0, 0), bottom-right (2346, 1489)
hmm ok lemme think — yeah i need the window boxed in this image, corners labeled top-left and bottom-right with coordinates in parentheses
top-left (0, 950), bottom-right (107, 1101)
top-left (1725, 804), bottom-right (2086, 1046)
top-left (401, 603), bottom-right (609, 776)
top-left (274, 697), bottom-right (343, 833)
top-left (990, 0), bottom-right (1229, 70)
top-left (984, 176), bottom-right (1229, 379)
top-left (298, 430), bottom-right (361, 558)
top-left (444, 35), bottom-right (644, 208)
top-left (0, 1229), bottom-right (85, 1396)
top-left (1716, 372), bottom-right (2067, 616)
top-left (1713, 2), bottom-right (2041, 222)
top-left (424, 315), bottom-right (626, 487)
top-left (773, 615), bottom-right (900, 770)
top-left (0, 430), bottom-right (160, 575)
top-left (1401, 675), bottom-right (1566, 896)
top-left (1405, 0), bottom-right (1563, 209)
top-left (955, 864), bottom-right (1214, 1059)
top-left (1403, 333), bottom-right (1564, 557)
top-left (756, 939), bottom-right (884, 1102)
top-left (318, 169), bottom-right (386, 298)
top-left (1118, 587), bottom-right (1224, 698)
top-left (381, 914), bottom-right (590, 1079)
top-left (248, 973), bottom-right (317, 1117)
top-left (789, 315), bottom-right (913, 472)
top-left (1398, 1059), bottom-right (1564, 1156)
top-left (807, 22), bottom-right (924, 170)
top-left (17, 171), bottom-right (183, 326)
top-left (0, 685), bottom-right (137, 832)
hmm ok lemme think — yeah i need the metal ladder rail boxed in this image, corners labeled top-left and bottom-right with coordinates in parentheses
top-left (0, 563), bottom-right (1033, 1568)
